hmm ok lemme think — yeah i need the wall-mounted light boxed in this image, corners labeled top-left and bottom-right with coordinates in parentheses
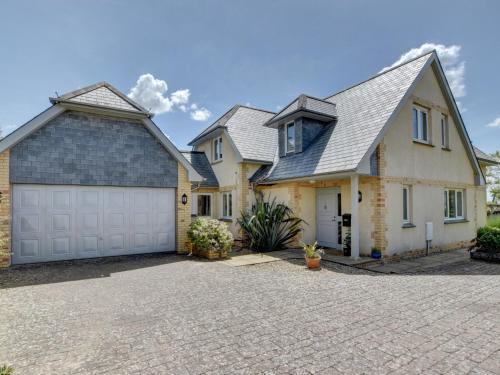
top-left (181, 193), bottom-right (188, 205)
top-left (358, 191), bottom-right (362, 203)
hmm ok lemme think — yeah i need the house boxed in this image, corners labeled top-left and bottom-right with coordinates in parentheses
top-left (187, 51), bottom-right (490, 259)
top-left (0, 82), bottom-right (201, 266)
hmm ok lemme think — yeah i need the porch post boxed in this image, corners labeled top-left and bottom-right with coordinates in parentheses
top-left (350, 174), bottom-right (360, 259)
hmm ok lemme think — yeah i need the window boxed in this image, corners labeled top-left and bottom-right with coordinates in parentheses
top-left (213, 137), bottom-right (223, 161)
top-left (221, 192), bottom-right (232, 218)
top-left (444, 189), bottom-right (465, 220)
top-left (412, 105), bottom-right (429, 143)
top-left (285, 122), bottom-right (295, 153)
top-left (441, 114), bottom-right (449, 148)
top-left (191, 194), bottom-right (212, 217)
top-left (402, 185), bottom-right (411, 224)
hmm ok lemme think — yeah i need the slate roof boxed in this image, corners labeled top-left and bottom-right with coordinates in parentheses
top-left (189, 105), bottom-right (277, 163)
top-left (254, 52), bottom-right (434, 182)
top-left (181, 151), bottom-right (219, 187)
top-left (474, 146), bottom-right (498, 165)
top-left (266, 94), bottom-right (337, 127)
top-left (50, 82), bottom-right (151, 116)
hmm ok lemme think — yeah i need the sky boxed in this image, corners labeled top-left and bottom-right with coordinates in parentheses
top-left (0, 0), bottom-right (499, 153)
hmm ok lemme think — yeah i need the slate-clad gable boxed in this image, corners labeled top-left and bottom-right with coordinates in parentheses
top-left (10, 111), bottom-right (178, 187)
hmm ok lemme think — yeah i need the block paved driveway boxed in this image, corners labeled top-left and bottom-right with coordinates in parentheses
top-left (0, 253), bottom-right (499, 374)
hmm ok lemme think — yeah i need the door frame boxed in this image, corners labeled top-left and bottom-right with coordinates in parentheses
top-left (315, 187), bottom-right (342, 249)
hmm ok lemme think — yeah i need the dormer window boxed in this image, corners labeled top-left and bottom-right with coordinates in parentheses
top-left (213, 137), bottom-right (222, 161)
top-left (285, 122), bottom-right (295, 153)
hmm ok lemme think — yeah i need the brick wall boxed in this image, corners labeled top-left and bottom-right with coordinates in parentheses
top-left (0, 150), bottom-right (11, 267)
top-left (10, 111), bottom-right (178, 188)
top-left (176, 164), bottom-right (192, 253)
top-left (370, 143), bottom-right (388, 253)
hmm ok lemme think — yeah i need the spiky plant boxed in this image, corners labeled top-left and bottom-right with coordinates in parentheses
top-left (238, 192), bottom-right (305, 252)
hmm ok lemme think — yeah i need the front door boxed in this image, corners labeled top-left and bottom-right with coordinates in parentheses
top-left (316, 188), bottom-right (341, 249)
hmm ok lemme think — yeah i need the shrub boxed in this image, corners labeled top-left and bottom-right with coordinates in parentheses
top-left (487, 215), bottom-right (500, 228)
top-left (187, 218), bottom-right (233, 254)
top-left (238, 193), bottom-right (305, 252)
top-left (0, 365), bottom-right (13, 375)
top-left (475, 226), bottom-right (500, 254)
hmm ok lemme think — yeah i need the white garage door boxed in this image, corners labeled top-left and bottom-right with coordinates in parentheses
top-left (12, 185), bottom-right (176, 264)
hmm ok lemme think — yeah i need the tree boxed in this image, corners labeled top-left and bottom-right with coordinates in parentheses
top-left (486, 151), bottom-right (500, 203)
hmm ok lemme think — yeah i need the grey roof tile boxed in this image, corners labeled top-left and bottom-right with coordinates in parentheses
top-left (189, 105), bottom-right (277, 163)
top-left (474, 146), bottom-right (498, 164)
top-left (181, 151), bottom-right (219, 187)
top-left (267, 94), bottom-right (337, 125)
top-left (257, 52), bottom-right (433, 182)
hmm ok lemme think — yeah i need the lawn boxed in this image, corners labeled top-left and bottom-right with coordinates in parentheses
top-left (487, 214), bottom-right (500, 227)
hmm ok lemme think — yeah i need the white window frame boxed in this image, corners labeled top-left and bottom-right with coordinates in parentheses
top-left (285, 121), bottom-right (295, 153)
top-left (412, 105), bottom-right (430, 143)
top-left (441, 114), bottom-right (449, 149)
top-left (402, 185), bottom-right (412, 224)
top-left (213, 137), bottom-right (223, 162)
top-left (444, 188), bottom-right (465, 221)
top-left (192, 193), bottom-right (212, 217)
top-left (221, 191), bottom-right (233, 219)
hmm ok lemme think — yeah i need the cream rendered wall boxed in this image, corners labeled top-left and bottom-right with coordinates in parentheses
top-left (195, 134), bottom-right (265, 238)
top-left (382, 68), bottom-right (484, 255)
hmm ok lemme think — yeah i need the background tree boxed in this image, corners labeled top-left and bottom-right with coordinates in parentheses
top-left (486, 150), bottom-right (500, 203)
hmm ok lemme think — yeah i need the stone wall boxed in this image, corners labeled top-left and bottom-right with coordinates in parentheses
top-left (0, 150), bottom-right (10, 267)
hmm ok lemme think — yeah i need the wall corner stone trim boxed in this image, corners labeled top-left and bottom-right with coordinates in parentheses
top-left (0, 150), bottom-right (11, 267)
top-left (176, 163), bottom-right (192, 254)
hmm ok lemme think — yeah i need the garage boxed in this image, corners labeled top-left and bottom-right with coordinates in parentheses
top-left (0, 82), bottom-right (201, 267)
top-left (12, 185), bottom-right (175, 264)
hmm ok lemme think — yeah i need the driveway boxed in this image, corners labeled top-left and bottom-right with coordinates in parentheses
top-left (0, 253), bottom-right (499, 374)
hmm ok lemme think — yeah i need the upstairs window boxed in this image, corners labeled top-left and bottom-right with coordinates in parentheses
top-left (412, 105), bottom-right (429, 143)
top-left (444, 189), bottom-right (464, 220)
top-left (285, 122), bottom-right (295, 153)
top-left (213, 137), bottom-right (223, 161)
top-left (441, 114), bottom-right (449, 148)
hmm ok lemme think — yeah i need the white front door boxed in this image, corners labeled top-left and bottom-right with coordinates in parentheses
top-left (316, 188), bottom-right (341, 249)
top-left (12, 185), bottom-right (176, 264)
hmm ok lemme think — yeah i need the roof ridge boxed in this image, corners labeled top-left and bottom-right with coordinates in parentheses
top-left (324, 50), bottom-right (435, 100)
top-left (237, 104), bottom-right (276, 114)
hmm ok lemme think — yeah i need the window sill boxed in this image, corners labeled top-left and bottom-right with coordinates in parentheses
top-left (444, 219), bottom-right (468, 224)
top-left (402, 223), bottom-right (416, 228)
top-left (219, 218), bottom-right (233, 222)
top-left (441, 147), bottom-right (452, 151)
top-left (413, 139), bottom-right (434, 147)
top-left (212, 159), bottom-right (223, 165)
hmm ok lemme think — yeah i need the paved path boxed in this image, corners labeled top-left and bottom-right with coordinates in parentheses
top-left (0, 253), bottom-right (499, 374)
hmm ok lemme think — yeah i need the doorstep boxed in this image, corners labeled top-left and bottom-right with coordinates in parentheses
top-left (221, 248), bottom-right (377, 267)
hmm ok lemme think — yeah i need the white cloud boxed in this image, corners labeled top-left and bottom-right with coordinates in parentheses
top-left (128, 74), bottom-right (210, 121)
top-left (381, 43), bottom-right (466, 98)
top-left (486, 117), bottom-right (500, 128)
top-left (170, 89), bottom-right (190, 105)
top-left (190, 107), bottom-right (211, 121)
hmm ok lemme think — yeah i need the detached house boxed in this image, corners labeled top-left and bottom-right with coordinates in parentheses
top-left (187, 51), bottom-right (489, 259)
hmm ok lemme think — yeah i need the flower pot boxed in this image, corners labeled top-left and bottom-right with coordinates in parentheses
top-left (305, 256), bottom-right (321, 269)
top-left (371, 252), bottom-right (381, 259)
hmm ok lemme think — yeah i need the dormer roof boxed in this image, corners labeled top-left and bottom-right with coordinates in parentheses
top-left (265, 94), bottom-right (337, 128)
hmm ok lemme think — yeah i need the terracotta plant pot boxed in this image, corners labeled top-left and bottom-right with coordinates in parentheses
top-left (305, 256), bottom-right (321, 269)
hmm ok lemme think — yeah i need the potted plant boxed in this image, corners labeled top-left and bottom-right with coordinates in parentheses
top-left (371, 247), bottom-right (382, 259)
top-left (187, 218), bottom-right (234, 259)
top-left (343, 231), bottom-right (351, 257)
top-left (302, 241), bottom-right (324, 269)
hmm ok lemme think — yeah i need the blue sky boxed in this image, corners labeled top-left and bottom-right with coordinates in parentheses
top-left (1, 0), bottom-right (499, 152)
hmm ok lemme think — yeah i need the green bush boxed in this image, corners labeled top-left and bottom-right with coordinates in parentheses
top-left (475, 226), bottom-right (500, 254)
top-left (487, 215), bottom-right (500, 228)
top-left (187, 218), bottom-right (233, 254)
top-left (0, 365), bottom-right (13, 375)
top-left (238, 193), bottom-right (305, 252)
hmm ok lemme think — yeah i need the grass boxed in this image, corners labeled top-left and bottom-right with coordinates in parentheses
top-left (487, 214), bottom-right (500, 228)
